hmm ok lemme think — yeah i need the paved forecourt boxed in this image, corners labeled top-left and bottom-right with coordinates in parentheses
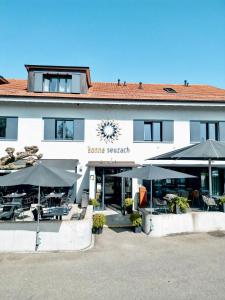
top-left (0, 229), bottom-right (225, 300)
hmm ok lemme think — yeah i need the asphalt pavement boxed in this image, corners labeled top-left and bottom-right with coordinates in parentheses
top-left (0, 228), bottom-right (225, 300)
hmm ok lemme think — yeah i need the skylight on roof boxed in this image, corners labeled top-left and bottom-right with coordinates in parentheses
top-left (163, 87), bottom-right (177, 93)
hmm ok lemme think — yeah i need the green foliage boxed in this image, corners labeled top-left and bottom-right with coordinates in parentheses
top-left (130, 211), bottom-right (142, 227)
top-left (93, 213), bottom-right (106, 228)
top-left (168, 196), bottom-right (189, 213)
top-left (219, 197), bottom-right (225, 205)
top-left (89, 198), bottom-right (100, 207)
top-left (124, 198), bottom-right (133, 208)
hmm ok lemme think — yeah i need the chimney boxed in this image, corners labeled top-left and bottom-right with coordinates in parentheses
top-left (117, 79), bottom-right (121, 86)
top-left (139, 82), bottom-right (143, 89)
top-left (123, 81), bottom-right (126, 86)
top-left (184, 80), bottom-right (187, 86)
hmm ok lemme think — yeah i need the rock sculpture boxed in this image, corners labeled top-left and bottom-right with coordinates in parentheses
top-left (0, 146), bottom-right (43, 170)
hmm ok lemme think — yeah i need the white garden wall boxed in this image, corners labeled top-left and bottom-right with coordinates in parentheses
top-left (0, 206), bottom-right (93, 252)
top-left (142, 210), bottom-right (225, 237)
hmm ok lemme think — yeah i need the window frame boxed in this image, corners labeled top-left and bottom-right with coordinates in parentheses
top-left (190, 120), bottom-right (220, 143)
top-left (143, 121), bottom-right (162, 142)
top-left (43, 74), bottom-right (72, 94)
top-left (55, 119), bottom-right (74, 140)
top-left (0, 117), bottom-right (7, 139)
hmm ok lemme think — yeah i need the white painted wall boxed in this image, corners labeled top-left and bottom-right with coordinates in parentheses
top-left (1, 101), bottom-right (225, 200)
top-left (142, 211), bottom-right (225, 237)
top-left (0, 205), bottom-right (93, 252)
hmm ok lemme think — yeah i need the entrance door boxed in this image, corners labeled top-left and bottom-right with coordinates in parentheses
top-left (95, 167), bottom-right (132, 211)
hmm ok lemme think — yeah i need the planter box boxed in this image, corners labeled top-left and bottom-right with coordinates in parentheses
top-left (134, 226), bottom-right (142, 233)
top-left (126, 206), bottom-right (133, 214)
top-left (175, 204), bottom-right (182, 214)
top-left (92, 227), bottom-right (103, 234)
top-left (219, 203), bottom-right (225, 213)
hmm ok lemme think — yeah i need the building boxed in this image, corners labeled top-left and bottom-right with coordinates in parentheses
top-left (1, 65), bottom-right (225, 209)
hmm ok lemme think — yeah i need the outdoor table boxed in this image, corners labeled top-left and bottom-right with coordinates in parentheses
top-left (45, 192), bottom-right (65, 208)
top-left (3, 192), bottom-right (26, 199)
top-left (45, 192), bottom-right (65, 199)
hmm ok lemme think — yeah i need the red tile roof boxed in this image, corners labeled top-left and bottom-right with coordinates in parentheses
top-left (0, 79), bottom-right (225, 102)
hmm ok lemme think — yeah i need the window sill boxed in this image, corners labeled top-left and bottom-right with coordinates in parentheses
top-left (133, 141), bottom-right (174, 144)
top-left (0, 139), bottom-right (17, 141)
top-left (42, 140), bottom-right (84, 142)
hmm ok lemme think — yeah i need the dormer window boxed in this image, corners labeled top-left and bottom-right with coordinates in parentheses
top-left (43, 75), bottom-right (72, 93)
top-left (25, 65), bottom-right (91, 94)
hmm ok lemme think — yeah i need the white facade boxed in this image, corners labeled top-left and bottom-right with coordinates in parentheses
top-left (1, 99), bottom-right (225, 202)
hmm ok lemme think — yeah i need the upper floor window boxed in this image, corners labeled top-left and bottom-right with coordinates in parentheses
top-left (43, 75), bottom-right (72, 93)
top-left (190, 121), bottom-right (225, 143)
top-left (200, 122), bottom-right (218, 142)
top-left (0, 118), bottom-right (6, 138)
top-left (55, 120), bottom-right (74, 140)
top-left (144, 121), bottom-right (162, 141)
top-left (0, 117), bottom-right (18, 140)
top-left (133, 120), bottom-right (173, 143)
top-left (43, 118), bottom-right (84, 141)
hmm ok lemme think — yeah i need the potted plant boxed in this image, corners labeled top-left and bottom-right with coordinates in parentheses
top-left (130, 211), bottom-right (142, 233)
top-left (89, 198), bottom-right (101, 211)
top-left (218, 197), bottom-right (225, 212)
top-left (124, 198), bottom-right (133, 214)
top-left (168, 196), bottom-right (189, 214)
top-left (92, 213), bottom-right (106, 234)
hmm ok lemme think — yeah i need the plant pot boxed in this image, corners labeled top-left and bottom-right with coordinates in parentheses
top-left (92, 227), bottom-right (103, 234)
top-left (134, 226), bottom-right (142, 233)
top-left (121, 207), bottom-right (126, 215)
top-left (94, 206), bottom-right (101, 212)
top-left (219, 203), bottom-right (225, 212)
top-left (175, 204), bottom-right (182, 214)
top-left (126, 205), bottom-right (133, 214)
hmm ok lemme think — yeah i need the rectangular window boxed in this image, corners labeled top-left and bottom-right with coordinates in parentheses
top-left (144, 122), bottom-right (152, 141)
top-left (43, 75), bottom-right (72, 93)
top-left (55, 120), bottom-right (74, 140)
top-left (208, 122), bottom-right (217, 140)
top-left (134, 120), bottom-right (171, 142)
top-left (153, 122), bottom-right (161, 141)
top-left (200, 122), bottom-right (207, 142)
top-left (0, 117), bottom-right (6, 138)
top-left (144, 121), bottom-right (162, 142)
top-left (201, 122), bottom-right (218, 141)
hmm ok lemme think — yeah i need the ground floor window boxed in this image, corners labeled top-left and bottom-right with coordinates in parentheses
top-left (143, 167), bottom-right (224, 206)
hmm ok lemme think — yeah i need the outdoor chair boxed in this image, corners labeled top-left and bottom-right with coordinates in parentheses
top-left (202, 195), bottom-right (218, 211)
top-left (163, 193), bottom-right (177, 201)
top-left (191, 190), bottom-right (200, 207)
top-left (153, 198), bottom-right (168, 213)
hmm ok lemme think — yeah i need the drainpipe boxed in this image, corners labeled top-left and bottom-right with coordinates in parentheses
top-left (209, 159), bottom-right (212, 198)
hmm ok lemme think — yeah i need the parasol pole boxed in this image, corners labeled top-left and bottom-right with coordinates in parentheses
top-left (35, 185), bottom-right (41, 251)
top-left (149, 179), bottom-right (153, 232)
top-left (208, 159), bottom-right (212, 198)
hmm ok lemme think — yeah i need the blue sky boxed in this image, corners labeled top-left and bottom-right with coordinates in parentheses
top-left (1, 0), bottom-right (225, 88)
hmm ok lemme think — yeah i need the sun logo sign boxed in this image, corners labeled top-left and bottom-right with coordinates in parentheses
top-left (97, 120), bottom-right (121, 143)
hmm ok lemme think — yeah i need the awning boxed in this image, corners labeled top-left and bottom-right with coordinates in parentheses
top-left (13, 159), bottom-right (79, 170)
top-left (87, 161), bottom-right (139, 168)
top-left (40, 159), bottom-right (78, 170)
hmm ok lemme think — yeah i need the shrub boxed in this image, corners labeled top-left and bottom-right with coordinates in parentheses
top-left (130, 211), bottom-right (142, 227)
top-left (219, 197), bottom-right (225, 205)
top-left (93, 214), bottom-right (106, 229)
top-left (124, 198), bottom-right (133, 208)
top-left (89, 198), bottom-right (100, 207)
top-left (168, 196), bottom-right (189, 213)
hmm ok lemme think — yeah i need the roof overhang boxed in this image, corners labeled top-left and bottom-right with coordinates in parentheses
top-left (2, 96), bottom-right (225, 107)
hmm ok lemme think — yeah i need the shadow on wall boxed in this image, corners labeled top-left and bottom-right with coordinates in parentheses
top-left (0, 221), bottom-right (62, 233)
top-left (77, 167), bottom-right (89, 203)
